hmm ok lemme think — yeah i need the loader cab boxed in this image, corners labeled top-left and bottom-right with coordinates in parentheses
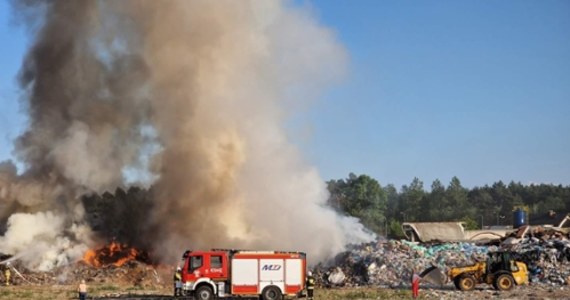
top-left (181, 250), bottom-right (229, 282)
top-left (485, 251), bottom-right (529, 289)
top-left (486, 252), bottom-right (520, 274)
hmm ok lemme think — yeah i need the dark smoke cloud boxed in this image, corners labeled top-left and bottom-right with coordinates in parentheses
top-left (0, 0), bottom-right (373, 270)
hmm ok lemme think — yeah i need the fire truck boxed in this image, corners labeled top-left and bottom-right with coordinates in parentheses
top-left (179, 249), bottom-right (308, 300)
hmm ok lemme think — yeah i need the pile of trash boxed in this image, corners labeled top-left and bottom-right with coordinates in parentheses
top-left (314, 227), bottom-right (570, 288)
top-left (314, 240), bottom-right (490, 287)
top-left (504, 227), bottom-right (570, 285)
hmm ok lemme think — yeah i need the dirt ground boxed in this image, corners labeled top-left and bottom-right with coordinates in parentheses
top-left (419, 284), bottom-right (570, 300)
top-left (0, 284), bottom-right (568, 300)
top-left (2, 260), bottom-right (568, 300)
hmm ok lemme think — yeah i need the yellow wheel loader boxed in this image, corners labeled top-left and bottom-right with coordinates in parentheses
top-left (448, 251), bottom-right (528, 291)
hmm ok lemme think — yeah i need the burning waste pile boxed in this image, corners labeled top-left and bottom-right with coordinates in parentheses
top-left (0, 189), bottom-right (167, 288)
top-left (0, 244), bottom-right (167, 289)
top-left (313, 227), bottom-right (570, 288)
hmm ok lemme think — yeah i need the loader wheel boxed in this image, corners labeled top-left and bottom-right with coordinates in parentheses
top-left (494, 274), bottom-right (515, 291)
top-left (458, 275), bottom-right (476, 291)
top-left (261, 286), bottom-right (282, 300)
top-left (195, 285), bottom-right (214, 300)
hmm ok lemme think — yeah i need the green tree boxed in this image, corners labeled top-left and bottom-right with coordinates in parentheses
top-left (490, 181), bottom-right (523, 225)
top-left (468, 186), bottom-right (496, 228)
top-left (422, 179), bottom-right (447, 221)
top-left (446, 176), bottom-right (472, 220)
top-left (536, 196), bottom-right (566, 214)
top-left (399, 177), bottom-right (425, 222)
top-left (461, 216), bottom-right (479, 230)
top-left (388, 219), bottom-right (406, 239)
top-left (384, 184), bottom-right (399, 221)
top-left (327, 173), bottom-right (388, 234)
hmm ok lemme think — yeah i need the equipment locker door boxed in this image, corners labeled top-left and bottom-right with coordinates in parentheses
top-left (259, 259), bottom-right (285, 292)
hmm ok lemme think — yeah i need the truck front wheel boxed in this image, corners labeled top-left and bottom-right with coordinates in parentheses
top-left (261, 286), bottom-right (282, 300)
top-left (458, 275), bottom-right (476, 291)
top-left (195, 285), bottom-right (214, 300)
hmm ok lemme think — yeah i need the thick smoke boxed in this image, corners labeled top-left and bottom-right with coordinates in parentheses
top-left (0, 0), bottom-right (373, 269)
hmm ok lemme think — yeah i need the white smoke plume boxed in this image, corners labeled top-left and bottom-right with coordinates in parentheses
top-left (0, 0), bottom-right (373, 269)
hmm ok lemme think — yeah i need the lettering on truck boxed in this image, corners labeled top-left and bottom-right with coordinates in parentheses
top-left (261, 264), bottom-right (282, 271)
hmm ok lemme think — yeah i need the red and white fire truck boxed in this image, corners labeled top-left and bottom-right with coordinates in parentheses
top-left (179, 249), bottom-right (308, 300)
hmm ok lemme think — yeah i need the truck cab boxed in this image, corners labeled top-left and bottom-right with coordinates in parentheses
top-left (182, 250), bottom-right (229, 282)
top-left (181, 250), bottom-right (230, 298)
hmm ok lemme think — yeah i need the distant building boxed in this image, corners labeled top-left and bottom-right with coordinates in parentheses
top-left (402, 222), bottom-right (466, 242)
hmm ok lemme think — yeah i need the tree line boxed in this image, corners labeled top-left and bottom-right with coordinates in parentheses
top-left (326, 173), bottom-right (570, 238)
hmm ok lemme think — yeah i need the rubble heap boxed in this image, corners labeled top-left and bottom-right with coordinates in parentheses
top-left (315, 240), bottom-right (489, 287)
top-left (504, 227), bottom-right (570, 285)
top-left (315, 228), bottom-right (570, 287)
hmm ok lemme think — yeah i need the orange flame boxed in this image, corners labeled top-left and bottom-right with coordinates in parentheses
top-left (82, 241), bottom-right (150, 267)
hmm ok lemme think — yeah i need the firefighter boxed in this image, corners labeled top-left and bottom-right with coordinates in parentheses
top-left (306, 271), bottom-right (315, 300)
top-left (4, 263), bottom-right (10, 286)
top-left (173, 266), bottom-right (182, 297)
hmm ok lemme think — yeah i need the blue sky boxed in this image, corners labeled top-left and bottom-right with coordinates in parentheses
top-left (296, 0), bottom-right (570, 188)
top-left (0, 0), bottom-right (27, 168)
top-left (1, 1), bottom-right (569, 189)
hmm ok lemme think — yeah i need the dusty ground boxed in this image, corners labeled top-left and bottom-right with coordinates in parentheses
top-left (0, 284), bottom-right (568, 300)
top-left (318, 285), bottom-right (570, 300)
top-left (419, 284), bottom-right (570, 300)
top-left (2, 260), bottom-right (568, 299)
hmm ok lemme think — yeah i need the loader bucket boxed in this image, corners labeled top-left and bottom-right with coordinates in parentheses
top-left (420, 266), bottom-right (448, 285)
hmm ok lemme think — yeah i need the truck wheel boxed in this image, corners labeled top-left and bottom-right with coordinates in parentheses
top-left (195, 285), bottom-right (214, 300)
top-left (261, 286), bottom-right (282, 300)
top-left (458, 275), bottom-right (476, 291)
top-left (494, 274), bottom-right (514, 291)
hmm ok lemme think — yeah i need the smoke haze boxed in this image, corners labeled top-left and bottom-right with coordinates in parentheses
top-left (0, 0), bottom-right (373, 269)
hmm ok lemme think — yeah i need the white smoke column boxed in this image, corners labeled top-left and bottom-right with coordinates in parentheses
top-left (0, 211), bottom-right (90, 271)
top-left (128, 1), bottom-right (374, 263)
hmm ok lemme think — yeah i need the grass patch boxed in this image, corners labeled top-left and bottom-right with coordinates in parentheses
top-left (91, 284), bottom-right (120, 292)
top-left (0, 286), bottom-right (72, 300)
top-left (316, 287), bottom-right (415, 300)
top-left (0, 285), bottom-right (417, 300)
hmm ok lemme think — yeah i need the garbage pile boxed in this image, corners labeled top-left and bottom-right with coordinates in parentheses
top-left (503, 227), bottom-right (570, 286)
top-left (314, 240), bottom-right (490, 287)
top-left (314, 227), bottom-right (570, 288)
